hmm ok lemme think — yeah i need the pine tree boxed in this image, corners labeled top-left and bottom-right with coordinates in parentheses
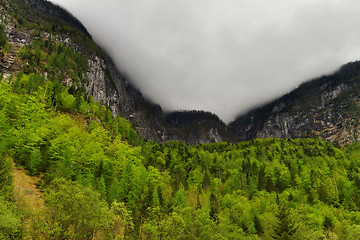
top-left (254, 214), bottom-right (264, 235)
top-left (272, 203), bottom-right (298, 240)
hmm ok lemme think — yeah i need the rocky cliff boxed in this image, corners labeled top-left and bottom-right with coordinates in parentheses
top-left (229, 62), bottom-right (360, 145)
top-left (0, 0), bottom-right (229, 144)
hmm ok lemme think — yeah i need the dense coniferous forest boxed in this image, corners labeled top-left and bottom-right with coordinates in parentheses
top-left (2, 0), bottom-right (360, 239)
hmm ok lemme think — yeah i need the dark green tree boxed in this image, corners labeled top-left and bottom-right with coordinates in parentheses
top-left (253, 214), bottom-right (264, 235)
top-left (272, 203), bottom-right (298, 240)
top-left (0, 24), bottom-right (7, 49)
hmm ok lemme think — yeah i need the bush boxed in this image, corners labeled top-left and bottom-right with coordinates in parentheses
top-left (0, 197), bottom-right (23, 240)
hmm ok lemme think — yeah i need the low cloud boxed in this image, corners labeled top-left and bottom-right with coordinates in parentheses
top-left (50, 0), bottom-right (360, 123)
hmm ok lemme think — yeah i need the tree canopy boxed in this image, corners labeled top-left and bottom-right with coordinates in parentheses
top-left (1, 73), bottom-right (360, 239)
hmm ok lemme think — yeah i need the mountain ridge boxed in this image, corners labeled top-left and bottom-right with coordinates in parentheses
top-left (229, 61), bottom-right (360, 145)
top-left (3, 0), bottom-right (360, 145)
top-left (1, 0), bottom-right (233, 144)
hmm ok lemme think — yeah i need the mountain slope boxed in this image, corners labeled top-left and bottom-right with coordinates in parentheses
top-left (229, 62), bottom-right (360, 145)
top-left (3, 0), bottom-right (360, 146)
top-left (0, 0), bottom-right (232, 144)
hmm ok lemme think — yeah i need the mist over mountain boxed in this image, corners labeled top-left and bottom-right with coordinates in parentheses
top-left (49, 0), bottom-right (360, 123)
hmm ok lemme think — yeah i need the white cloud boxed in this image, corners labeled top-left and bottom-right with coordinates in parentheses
top-left (50, 0), bottom-right (360, 123)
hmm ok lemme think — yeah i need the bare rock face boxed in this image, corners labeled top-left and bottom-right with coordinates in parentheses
top-left (86, 56), bottom-right (123, 115)
top-left (229, 62), bottom-right (360, 145)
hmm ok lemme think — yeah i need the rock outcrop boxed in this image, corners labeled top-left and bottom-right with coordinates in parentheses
top-left (229, 62), bottom-right (360, 145)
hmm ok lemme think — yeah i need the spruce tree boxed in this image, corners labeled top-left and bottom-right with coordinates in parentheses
top-left (272, 203), bottom-right (298, 240)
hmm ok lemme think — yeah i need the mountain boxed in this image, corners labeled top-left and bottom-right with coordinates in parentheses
top-left (3, 0), bottom-right (360, 146)
top-left (1, 0), bottom-right (231, 144)
top-left (229, 62), bottom-right (360, 145)
top-left (4, 1), bottom-right (360, 239)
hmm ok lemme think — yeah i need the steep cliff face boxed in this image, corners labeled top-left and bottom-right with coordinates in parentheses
top-left (229, 62), bottom-right (360, 145)
top-left (163, 111), bottom-right (231, 144)
top-left (0, 0), bottom-right (229, 144)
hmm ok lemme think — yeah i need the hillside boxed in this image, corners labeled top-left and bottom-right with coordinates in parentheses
top-left (229, 61), bottom-right (360, 145)
top-left (0, 0), bottom-right (232, 144)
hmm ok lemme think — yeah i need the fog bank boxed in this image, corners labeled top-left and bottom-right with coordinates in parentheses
top-left (50, 0), bottom-right (360, 123)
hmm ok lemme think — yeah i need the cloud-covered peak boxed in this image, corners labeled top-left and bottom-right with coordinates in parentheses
top-left (50, 0), bottom-right (360, 123)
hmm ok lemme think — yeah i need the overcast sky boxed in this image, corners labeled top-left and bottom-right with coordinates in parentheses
top-left (50, 0), bottom-right (360, 123)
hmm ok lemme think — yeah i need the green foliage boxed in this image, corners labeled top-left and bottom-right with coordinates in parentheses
top-left (0, 24), bottom-right (7, 50)
top-left (272, 203), bottom-right (298, 240)
top-left (0, 152), bottom-right (13, 200)
top-left (0, 196), bottom-right (23, 240)
top-left (3, 73), bottom-right (360, 238)
top-left (0, 93), bottom-right (23, 239)
top-left (31, 178), bottom-right (132, 240)
top-left (9, 0), bottom-right (102, 55)
top-left (18, 40), bottom-right (87, 85)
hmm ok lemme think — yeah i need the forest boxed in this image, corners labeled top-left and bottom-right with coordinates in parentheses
top-left (2, 0), bottom-right (360, 239)
top-left (2, 71), bottom-right (360, 239)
